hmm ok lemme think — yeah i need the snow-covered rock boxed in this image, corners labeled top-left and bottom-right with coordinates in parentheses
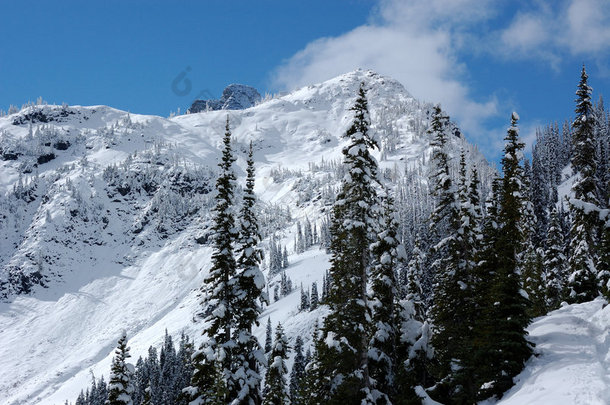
top-left (188, 84), bottom-right (261, 113)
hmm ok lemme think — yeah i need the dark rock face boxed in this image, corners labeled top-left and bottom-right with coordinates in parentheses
top-left (189, 84), bottom-right (261, 113)
top-left (12, 106), bottom-right (77, 125)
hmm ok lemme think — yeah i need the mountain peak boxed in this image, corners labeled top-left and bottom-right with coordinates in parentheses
top-left (188, 84), bottom-right (261, 113)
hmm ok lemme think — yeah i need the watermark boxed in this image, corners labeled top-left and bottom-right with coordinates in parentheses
top-left (171, 66), bottom-right (215, 109)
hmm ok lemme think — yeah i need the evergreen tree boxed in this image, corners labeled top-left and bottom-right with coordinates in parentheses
top-left (520, 166), bottom-right (546, 317)
top-left (263, 323), bottom-right (290, 405)
top-left (96, 376), bottom-right (109, 405)
top-left (280, 271), bottom-right (292, 297)
top-left (310, 282), bottom-right (319, 310)
top-left (544, 208), bottom-right (568, 309)
top-left (265, 317), bottom-right (273, 354)
top-left (145, 347), bottom-right (161, 403)
top-left (297, 321), bottom-right (329, 404)
top-left (176, 332), bottom-right (195, 405)
top-left (404, 236), bottom-right (427, 321)
top-left (159, 330), bottom-right (180, 404)
top-left (76, 390), bottom-right (86, 405)
top-left (132, 357), bottom-right (147, 405)
top-left (300, 283), bottom-right (310, 311)
top-left (475, 113), bottom-right (533, 400)
top-left (394, 298), bottom-right (430, 405)
top-left (234, 141), bottom-right (265, 405)
top-left (282, 247), bottom-right (289, 269)
top-left (107, 332), bottom-right (134, 405)
top-left (190, 116), bottom-right (239, 404)
top-left (521, 244), bottom-right (546, 317)
top-left (368, 196), bottom-right (404, 403)
top-left (428, 107), bottom-right (475, 403)
top-left (599, 224), bottom-right (610, 298)
top-left (314, 84), bottom-right (380, 404)
top-left (568, 65), bottom-right (601, 302)
top-left (296, 222), bottom-right (304, 254)
top-left (289, 336), bottom-right (306, 403)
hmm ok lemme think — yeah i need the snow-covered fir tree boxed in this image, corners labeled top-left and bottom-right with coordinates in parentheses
top-left (313, 84), bottom-right (380, 404)
top-left (544, 207), bottom-right (568, 309)
top-left (190, 116), bottom-right (239, 404)
top-left (263, 323), bottom-right (290, 405)
top-left (300, 283), bottom-right (310, 311)
top-left (107, 332), bottom-right (134, 405)
top-left (474, 113), bottom-right (533, 400)
top-left (428, 105), bottom-right (477, 403)
top-left (310, 282), bottom-right (319, 310)
top-left (568, 66), bottom-right (602, 303)
top-left (368, 196), bottom-right (404, 404)
top-left (403, 235), bottom-right (427, 321)
top-left (264, 317), bottom-right (273, 354)
top-left (233, 141), bottom-right (266, 405)
top-left (520, 163), bottom-right (546, 317)
top-left (289, 336), bottom-right (306, 404)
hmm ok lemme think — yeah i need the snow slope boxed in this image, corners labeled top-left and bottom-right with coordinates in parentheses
top-left (0, 69), bottom-right (492, 404)
top-left (494, 298), bottom-right (610, 405)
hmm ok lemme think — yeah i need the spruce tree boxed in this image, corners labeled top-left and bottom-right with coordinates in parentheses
top-left (234, 141), bottom-right (265, 405)
top-left (76, 390), bottom-right (86, 405)
top-left (476, 113), bottom-right (533, 400)
top-left (176, 332), bottom-right (195, 405)
top-left (315, 84), bottom-right (380, 404)
top-left (568, 65), bottom-right (601, 302)
top-left (107, 332), bottom-right (134, 405)
top-left (96, 376), bottom-right (108, 405)
top-left (394, 297), bottom-right (431, 405)
top-left (544, 208), bottom-right (568, 309)
top-left (369, 196), bottom-right (404, 404)
top-left (300, 283), bottom-right (310, 311)
top-left (190, 116), bottom-right (239, 404)
top-left (404, 235), bottom-right (427, 321)
top-left (289, 336), bottom-right (306, 403)
top-left (428, 108), bottom-right (476, 403)
top-left (599, 224), bottom-right (610, 298)
top-left (265, 317), bottom-right (273, 354)
top-left (520, 167), bottom-right (546, 317)
top-left (310, 282), bottom-right (319, 310)
top-left (263, 323), bottom-right (290, 405)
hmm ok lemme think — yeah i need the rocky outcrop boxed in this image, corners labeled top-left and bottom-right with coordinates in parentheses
top-left (189, 84), bottom-right (261, 113)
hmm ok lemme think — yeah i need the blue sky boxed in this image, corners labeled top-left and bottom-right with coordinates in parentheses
top-left (1, 0), bottom-right (609, 160)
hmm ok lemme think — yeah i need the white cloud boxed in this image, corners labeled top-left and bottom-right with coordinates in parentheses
top-left (272, 0), bottom-right (499, 147)
top-left (500, 0), bottom-right (610, 61)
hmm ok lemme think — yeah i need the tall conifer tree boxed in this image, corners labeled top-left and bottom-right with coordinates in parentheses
top-left (190, 117), bottom-right (239, 404)
top-left (107, 332), bottom-right (134, 405)
top-left (544, 208), bottom-right (568, 309)
top-left (263, 323), bottom-right (290, 405)
top-left (314, 84), bottom-right (380, 404)
top-left (428, 108), bottom-right (476, 403)
top-left (568, 65), bottom-right (601, 302)
top-left (369, 196), bottom-right (404, 403)
top-left (234, 141), bottom-right (265, 404)
top-left (476, 113), bottom-right (533, 400)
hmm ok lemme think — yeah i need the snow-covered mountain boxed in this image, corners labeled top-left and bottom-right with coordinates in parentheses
top-left (0, 69), bottom-right (512, 404)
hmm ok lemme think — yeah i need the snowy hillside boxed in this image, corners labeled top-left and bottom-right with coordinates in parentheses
top-left (494, 299), bottom-right (610, 405)
top-left (0, 69), bottom-right (492, 404)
